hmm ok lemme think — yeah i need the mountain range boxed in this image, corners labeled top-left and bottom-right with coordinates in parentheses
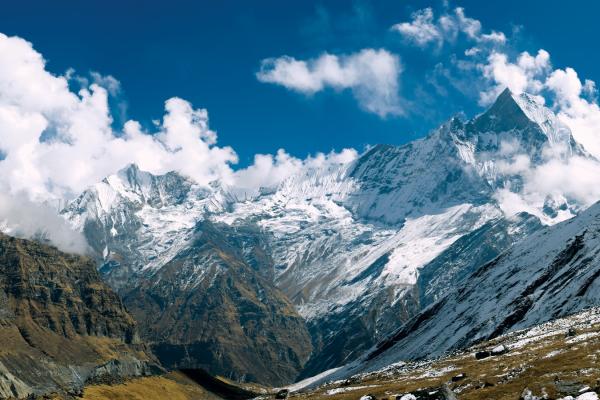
top-left (53, 88), bottom-right (600, 386)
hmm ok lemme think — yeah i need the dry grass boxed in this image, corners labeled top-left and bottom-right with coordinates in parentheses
top-left (282, 322), bottom-right (600, 400)
top-left (82, 372), bottom-right (224, 400)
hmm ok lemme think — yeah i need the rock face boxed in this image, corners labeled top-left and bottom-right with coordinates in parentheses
top-left (123, 221), bottom-right (312, 386)
top-left (0, 232), bottom-right (158, 398)
top-left (62, 89), bottom-right (594, 380)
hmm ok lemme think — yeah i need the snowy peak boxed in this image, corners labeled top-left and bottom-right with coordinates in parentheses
top-left (472, 88), bottom-right (537, 133)
top-left (467, 88), bottom-right (578, 156)
top-left (101, 163), bottom-right (199, 209)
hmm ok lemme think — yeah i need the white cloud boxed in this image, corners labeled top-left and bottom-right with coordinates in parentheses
top-left (391, 7), bottom-right (506, 48)
top-left (546, 67), bottom-right (600, 158)
top-left (478, 50), bottom-right (550, 105)
top-left (0, 193), bottom-right (88, 253)
top-left (256, 49), bottom-right (403, 117)
top-left (0, 32), bottom-right (359, 251)
top-left (0, 33), bottom-right (242, 202)
top-left (391, 8), bottom-right (442, 47)
top-left (231, 148), bottom-right (357, 198)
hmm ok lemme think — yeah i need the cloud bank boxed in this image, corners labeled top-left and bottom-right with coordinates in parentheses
top-left (0, 194), bottom-right (88, 254)
top-left (257, 49), bottom-right (403, 117)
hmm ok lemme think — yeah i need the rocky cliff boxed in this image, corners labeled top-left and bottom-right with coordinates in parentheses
top-left (0, 232), bottom-right (159, 399)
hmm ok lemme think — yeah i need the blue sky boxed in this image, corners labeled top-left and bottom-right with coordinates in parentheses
top-left (1, 0), bottom-right (599, 166)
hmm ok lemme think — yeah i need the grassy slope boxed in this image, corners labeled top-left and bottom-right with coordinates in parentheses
top-left (82, 372), bottom-right (224, 400)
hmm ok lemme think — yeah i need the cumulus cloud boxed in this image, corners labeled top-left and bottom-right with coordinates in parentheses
top-left (478, 50), bottom-right (550, 105)
top-left (492, 145), bottom-right (600, 223)
top-left (391, 8), bottom-right (442, 47)
top-left (545, 68), bottom-right (600, 157)
top-left (0, 32), bottom-right (359, 252)
top-left (0, 33), bottom-right (243, 203)
top-left (256, 49), bottom-right (403, 117)
top-left (391, 7), bottom-right (506, 48)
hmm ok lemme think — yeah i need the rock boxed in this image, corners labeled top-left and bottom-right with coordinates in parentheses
top-left (491, 344), bottom-right (508, 356)
top-left (124, 221), bottom-right (313, 386)
top-left (402, 385), bottom-right (456, 400)
top-left (359, 395), bottom-right (376, 400)
top-left (451, 373), bottom-right (466, 382)
top-left (520, 388), bottom-right (541, 400)
top-left (472, 380), bottom-right (494, 389)
top-left (275, 389), bottom-right (289, 399)
top-left (475, 350), bottom-right (491, 360)
top-left (556, 380), bottom-right (589, 397)
top-left (576, 393), bottom-right (600, 400)
top-left (0, 233), bottom-right (158, 398)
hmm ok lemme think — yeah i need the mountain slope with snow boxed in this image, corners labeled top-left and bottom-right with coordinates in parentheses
top-left (332, 199), bottom-right (600, 379)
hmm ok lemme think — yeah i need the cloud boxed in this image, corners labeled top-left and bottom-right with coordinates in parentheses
top-left (0, 32), bottom-right (241, 202)
top-left (391, 7), bottom-right (506, 49)
top-left (492, 145), bottom-right (600, 223)
top-left (391, 8), bottom-right (442, 47)
top-left (0, 32), bottom-right (359, 251)
top-left (545, 68), bottom-right (600, 159)
top-left (256, 49), bottom-right (403, 117)
top-left (231, 148), bottom-right (358, 198)
top-left (0, 193), bottom-right (88, 253)
top-left (478, 50), bottom-right (550, 105)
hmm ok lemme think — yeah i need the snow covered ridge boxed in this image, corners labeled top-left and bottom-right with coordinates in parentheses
top-left (61, 88), bottom-right (600, 379)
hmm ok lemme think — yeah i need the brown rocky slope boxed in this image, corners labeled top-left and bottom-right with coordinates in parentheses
top-left (123, 221), bottom-right (313, 386)
top-left (0, 232), bottom-right (160, 399)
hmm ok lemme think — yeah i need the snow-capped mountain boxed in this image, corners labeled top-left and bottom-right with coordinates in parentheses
top-left (62, 88), bottom-right (593, 383)
top-left (62, 164), bottom-right (229, 288)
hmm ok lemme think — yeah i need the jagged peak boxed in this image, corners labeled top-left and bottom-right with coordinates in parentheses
top-left (101, 163), bottom-right (153, 194)
top-left (464, 88), bottom-right (580, 156)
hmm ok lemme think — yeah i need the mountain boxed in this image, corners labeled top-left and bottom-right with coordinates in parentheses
top-left (63, 164), bottom-right (227, 290)
top-left (63, 168), bottom-right (313, 385)
top-left (123, 220), bottom-right (312, 386)
top-left (62, 88), bottom-right (591, 382)
top-left (0, 232), bottom-right (159, 398)
top-left (325, 198), bottom-right (600, 380)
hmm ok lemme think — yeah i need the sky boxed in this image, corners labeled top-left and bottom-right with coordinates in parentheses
top-left (3, 0), bottom-right (600, 252)
top-left (2, 0), bottom-right (599, 166)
